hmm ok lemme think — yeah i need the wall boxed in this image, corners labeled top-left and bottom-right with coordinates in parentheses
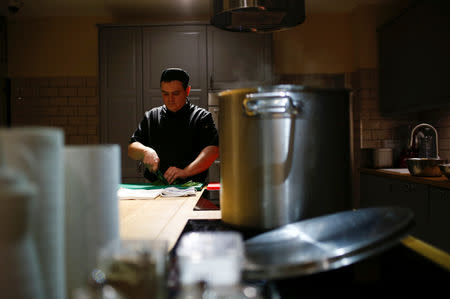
top-left (8, 16), bottom-right (112, 77)
top-left (11, 76), bottom-right (99, 144)
top-left (272, 13), bottom-right (355, 74)
top-left (6, 16), bottom-right (111, 144)
top-left (5, 7), bottom-right (450, 197)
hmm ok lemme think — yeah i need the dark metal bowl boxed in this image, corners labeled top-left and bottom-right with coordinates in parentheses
top-left (438, 164), bottom-right (450, 179)
top-left (406, 158), bottom-right (446, 177)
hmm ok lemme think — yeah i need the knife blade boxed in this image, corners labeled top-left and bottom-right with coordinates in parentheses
top-left (154, 169), bottom-right (169, 185)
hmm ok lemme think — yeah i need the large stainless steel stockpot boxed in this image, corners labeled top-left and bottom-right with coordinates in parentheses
top-left (218, 85), bottom-right (351, 231)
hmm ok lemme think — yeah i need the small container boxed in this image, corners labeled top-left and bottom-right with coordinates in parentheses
top-left (373, 148), bottom-right (393, 168)
top-left (97, 239), bottom-right (168, 299)
top-left (176, 232), bottom-right (244, 286)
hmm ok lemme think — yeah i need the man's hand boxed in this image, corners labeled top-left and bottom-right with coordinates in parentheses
top-left (141, 148), bottom-right (160, 172)
top-left (164, 166), bottom-right (188, 184)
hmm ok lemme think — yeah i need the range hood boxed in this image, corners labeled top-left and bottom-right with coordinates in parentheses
top-left (211, 0), bottom-right (305, 33)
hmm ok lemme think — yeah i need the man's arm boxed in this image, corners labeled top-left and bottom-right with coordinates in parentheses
top-left (164, 145), bottom-right (219, 184)
top-left (128, 141), bottom-right (160, 172)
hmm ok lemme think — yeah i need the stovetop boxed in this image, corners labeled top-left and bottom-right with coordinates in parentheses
top-left (170, 207), bottom-right (449, 297)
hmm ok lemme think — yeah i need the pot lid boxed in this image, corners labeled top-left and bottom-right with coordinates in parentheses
top-left (243, 207), bottom-right (414, 280)
top-left (211, 0), bottom-right (306, 33)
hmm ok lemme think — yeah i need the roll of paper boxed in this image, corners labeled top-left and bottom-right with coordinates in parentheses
top-left (64, 144), bottom-right (120, 298)
top-left (0, 127), bottom-right (65, 299)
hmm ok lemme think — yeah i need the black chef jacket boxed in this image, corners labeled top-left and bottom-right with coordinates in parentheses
top-left (130, 99), bottom-right (219, 183)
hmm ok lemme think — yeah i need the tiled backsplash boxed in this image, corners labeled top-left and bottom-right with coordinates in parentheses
top-left (351, 69), bottom-right (450, 164)
top-left (279, 70), bottom-right (450, 165)
top-left (10, 76), bottom-right (99, 144)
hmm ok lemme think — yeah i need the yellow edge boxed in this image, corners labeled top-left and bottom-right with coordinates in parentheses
top-left (401, 236), bottom-right (450, 271)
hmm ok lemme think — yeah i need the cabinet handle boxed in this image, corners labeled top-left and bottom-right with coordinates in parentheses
top-left (399, 183), bottom-right (415, 193)
top-left (405, 183), bottom-right (415, 192)
top-left (438, 190), bottom-right (449, 200)
top-left (210, 75), bottom-right (213, 88)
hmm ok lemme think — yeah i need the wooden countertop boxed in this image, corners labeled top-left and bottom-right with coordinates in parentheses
top-left (119, 189), bottom-right (220, 251)
top-left (360, 168), bottom-right (450, 189)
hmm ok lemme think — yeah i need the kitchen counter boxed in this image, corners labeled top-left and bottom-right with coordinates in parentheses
top-left (118, 187), bottom-right (449, 297)
top-left (360, 168), bottom-right (450, 189)
top-left (119, 187), bottom-right (449, 270)
top-left (119, 189), bottom-right (220, 251)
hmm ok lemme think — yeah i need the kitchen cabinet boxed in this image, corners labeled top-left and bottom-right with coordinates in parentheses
top-left (142, 25), bottom-right (207, 110)
top-left (99, 26), bottom-right (143, 182)
top-left (428, 187), bottom-right (450, 252)
top-left (207, 26), bottom-right (273, 90)
top-left (360, 174), bottom-right (428, 240)
top-left (99, 24), bottom-right (272, 182)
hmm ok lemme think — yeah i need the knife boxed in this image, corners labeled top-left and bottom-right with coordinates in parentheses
top-left (154, 169), bottom-right (169, 185)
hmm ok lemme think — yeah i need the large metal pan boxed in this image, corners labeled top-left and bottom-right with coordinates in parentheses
top-left (243, 207), bottom-right (414, 280)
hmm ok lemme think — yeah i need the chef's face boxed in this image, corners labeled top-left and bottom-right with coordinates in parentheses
top-left (160, 80), bottom-right (191, 112)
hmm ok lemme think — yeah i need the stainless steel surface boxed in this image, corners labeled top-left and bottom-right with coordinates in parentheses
top-left (208, 92), bottom-right (220, 106)
top-left (438, 164), bottom-right (450, 179)
top-left (211, 0), bottom-right (306, 32)
top-left (219, 85), bottom-right (351, 230)
top-left (409, 123), bottom-right (439, 158)
top-left (243, 207), bottom-right (414, 280)
top-left (406, 158), bottom-right (446, 177)
top-left (208, 92), bottom-right (221, 183)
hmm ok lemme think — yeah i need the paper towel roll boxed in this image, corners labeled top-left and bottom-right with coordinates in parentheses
top-left (64, 144), bottom-right (120, 298)
top-left (0, 127), bottom-right (65, 299)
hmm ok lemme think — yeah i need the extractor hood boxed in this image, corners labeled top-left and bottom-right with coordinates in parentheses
top-left (211, 0), bottom-right (305, 33)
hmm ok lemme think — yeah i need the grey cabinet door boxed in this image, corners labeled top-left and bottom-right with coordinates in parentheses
top-left (360, 174), bottom-right (428, 240)
top-left (207, 26), bottom-right (273, 90)
top-left (387, 180), bottom-right (428, 240)
top-left (99, 27), bottom-right (143, 182)
top-left (142, 25), bottom-right (207, 110)
top-left (428, 187), bottom-right (450, 252)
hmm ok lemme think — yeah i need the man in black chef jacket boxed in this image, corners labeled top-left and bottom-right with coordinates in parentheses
top-left (128, 68), bottom-right (219, 184)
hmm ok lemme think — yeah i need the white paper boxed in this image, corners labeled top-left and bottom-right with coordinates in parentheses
top-left (117, 188), bottom-right (163, 199)
top-left (0, 127), bottom-right (66, 299)
top-left (64, 145), bottom-right (120, 298)
top-left (161, 186), bottom-right (196, 197)
top-left (118, 186), bottom-right (197, 200)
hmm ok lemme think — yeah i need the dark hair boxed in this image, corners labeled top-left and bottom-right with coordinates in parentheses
top-left (160, 68), bottom-right (190, 89)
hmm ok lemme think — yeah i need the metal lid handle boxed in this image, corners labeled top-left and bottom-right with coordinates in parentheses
top-left (243, 92), bottom-right (300, 117)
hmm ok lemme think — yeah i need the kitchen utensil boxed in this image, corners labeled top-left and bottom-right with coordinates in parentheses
top-left (176, 232), bottom-right (244, 286)
top-left (406, 158), bottom-right (445, 177)
top-left (409, 123), bottom-right (439, 158)
top-left (372, 148), bottom-right (393, 168)
top-left (438, 164), bottom-right (450, 179)
top-left (97, 239), bottom-right (168, 299)
top-left (243, 207), bottom-right (414, 280)
top-left (219, 85), bottom-right (351, 230)
top-left (154, 169), bottom-right (169, 185)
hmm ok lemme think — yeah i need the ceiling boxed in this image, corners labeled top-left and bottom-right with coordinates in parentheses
top-left (3, 0), bottom-right (399, 19)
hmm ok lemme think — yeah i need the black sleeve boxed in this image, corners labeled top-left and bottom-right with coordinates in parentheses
top-left (198, 112), bottom-right (219, 147)
top-left (129, 112), bottom-right (150, 145)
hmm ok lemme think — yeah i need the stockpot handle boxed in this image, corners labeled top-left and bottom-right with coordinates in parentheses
top-left (243, 91), bottom-right (300, 117)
